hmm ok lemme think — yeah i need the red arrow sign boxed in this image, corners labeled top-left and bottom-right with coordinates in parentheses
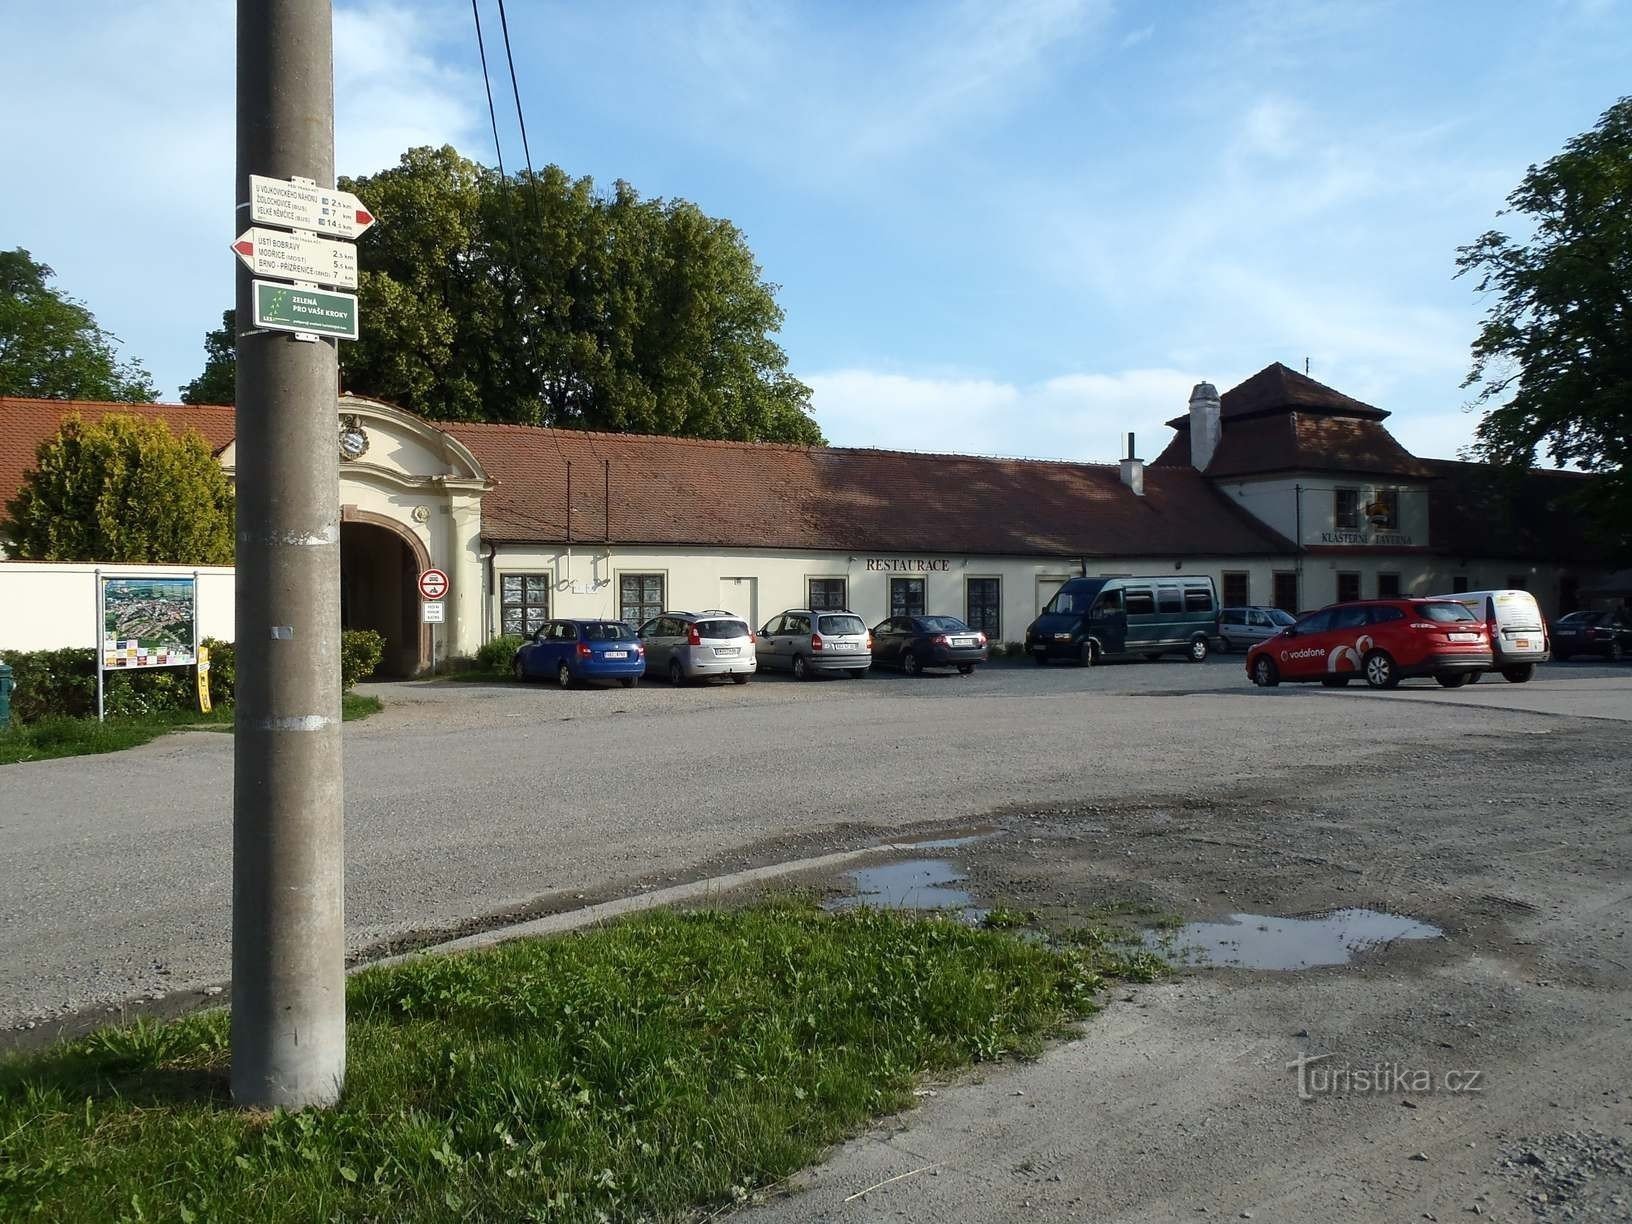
top-left (233, 239), bottom-right (255, 258)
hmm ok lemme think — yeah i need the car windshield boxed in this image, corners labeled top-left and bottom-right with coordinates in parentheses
top-left (918, 616), bottom-right (968, 632)
top-left (1043, 585), bottom-right (1099, 615)
top-left (1266, 609), bottom-right (1296, 626)
top-left (583, 622), bottom-right (636, 641)
top-left (694, 618), bottom-right (749, 639)
top-left (818, 614), bottom-right (867, 636)
top-left (1413, 602), bottom-right (1477, 623)
top-left (1557, 611), bottom-right (1598, 624)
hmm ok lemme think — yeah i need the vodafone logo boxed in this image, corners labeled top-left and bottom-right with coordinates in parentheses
top-left (1281, 648), bottom-right (1324, 660)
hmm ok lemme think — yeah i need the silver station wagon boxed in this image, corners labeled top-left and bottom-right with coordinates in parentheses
top-left (756, 609), bottom-right (872, 679)
top-left (639, 610), bottom-right (757, 684)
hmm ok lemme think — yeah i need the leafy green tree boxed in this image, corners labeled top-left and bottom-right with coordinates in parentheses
top-left (328, 146), bottom-right (821, 443)
top-left (0, 249), bottom-right (158, 402)
top-left (1458, 96), bottom-right (1632, 553)
top-left (1, 414), bottom-right (234, 563)
top-left (179, 310), bottom-right (236, 404)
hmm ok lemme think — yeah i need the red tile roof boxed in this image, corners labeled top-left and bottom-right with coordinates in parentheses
top-left (1166, 362), bottom-right (1388, 429)
top-left (1, 398), bottom-right (237, 516)
top-left (0, 395), bottom-right (1291, 558)
top-left (1153, 413), bottom-right (1433, 479)
top-left (444, 422), bottom-right (1293, 557)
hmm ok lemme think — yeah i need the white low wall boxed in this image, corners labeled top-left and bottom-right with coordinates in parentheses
top-left (0, 562), bottom-right (236, 652)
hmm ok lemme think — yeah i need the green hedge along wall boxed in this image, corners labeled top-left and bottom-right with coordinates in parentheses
top-left (0, 630), bottom-right (383, 723)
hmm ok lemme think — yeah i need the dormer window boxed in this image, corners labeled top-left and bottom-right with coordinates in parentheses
top-left (1335, 488), bottom-right (1360, 530)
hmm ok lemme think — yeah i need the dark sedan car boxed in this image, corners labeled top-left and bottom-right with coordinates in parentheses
top-left (1550, 609), bottom-right (1632, 661)
top-left (870, 615), bottom-right (989, 675)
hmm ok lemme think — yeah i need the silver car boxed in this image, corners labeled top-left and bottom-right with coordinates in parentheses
top-left (1217, 605), bottom-right (1296, 652)
top-left (639, 610), bottom-right (757, 684)
top-left (757, 609), bottom-right (871, 679)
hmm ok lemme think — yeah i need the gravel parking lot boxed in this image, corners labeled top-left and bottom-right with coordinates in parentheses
top-left (1, 655), bottom-right (1628, 1036)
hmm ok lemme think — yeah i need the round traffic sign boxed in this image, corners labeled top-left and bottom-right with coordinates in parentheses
top-left (417, 568), bottom-right (450, 601)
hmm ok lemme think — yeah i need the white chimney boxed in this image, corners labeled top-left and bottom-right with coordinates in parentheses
top-left (1119, 431), bottom-right (1144, 496)
top-left (1188, 381), bottom-right (1221, 471)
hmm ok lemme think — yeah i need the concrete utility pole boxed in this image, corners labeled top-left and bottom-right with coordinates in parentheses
top-left (232, 0), bottom-right (346, 1109)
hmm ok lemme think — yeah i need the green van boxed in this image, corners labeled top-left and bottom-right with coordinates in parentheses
top-left (1024, 576), bottom-right (1219, 666)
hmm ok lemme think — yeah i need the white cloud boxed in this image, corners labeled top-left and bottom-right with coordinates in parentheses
top-left (805, 366), bottom-right (1212, 462)
top-left (1120, 24), bottom-right (1156, 49)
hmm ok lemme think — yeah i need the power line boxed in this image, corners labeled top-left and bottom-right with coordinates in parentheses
top-left (496, 0), bottom-right (539, 187)
top-left (470, 0), bottom-right (507, 180)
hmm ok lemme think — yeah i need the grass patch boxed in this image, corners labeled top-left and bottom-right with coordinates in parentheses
top-left (0, 903), bottom-right (1159, 1222)
top-left (0, 697), bottom-right (382, 765)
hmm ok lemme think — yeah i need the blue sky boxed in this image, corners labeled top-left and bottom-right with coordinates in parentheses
top-left (4, 0), bottom-right (1628, 462)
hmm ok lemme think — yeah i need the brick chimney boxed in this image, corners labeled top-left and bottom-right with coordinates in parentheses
top-left (1119, 431), bottom-right (1144, 496)
top-left (1188, 381), bottom-right (1221, 471)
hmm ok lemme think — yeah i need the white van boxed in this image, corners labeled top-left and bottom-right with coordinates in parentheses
top-left (1428, 589), bottom-right (1548, 683)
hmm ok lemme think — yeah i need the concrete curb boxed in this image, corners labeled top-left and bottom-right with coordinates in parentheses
top-left (365, 838), bottom-right (956, 971)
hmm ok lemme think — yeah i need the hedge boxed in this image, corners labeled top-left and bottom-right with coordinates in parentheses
top-left (475, 633), bottom-right (523, 674)
top-left (0, 629), bottom-right (384, 724)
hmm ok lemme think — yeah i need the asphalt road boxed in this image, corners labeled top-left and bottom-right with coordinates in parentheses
top-left (3, 656), bottom-right (1629, 1029)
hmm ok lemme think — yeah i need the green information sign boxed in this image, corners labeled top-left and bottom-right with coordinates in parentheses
top-left (252, 279), bottom-right (359, 340)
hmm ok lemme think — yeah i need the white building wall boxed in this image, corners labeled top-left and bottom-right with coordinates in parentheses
top-left (0, 563), bottom-right (235, 651)
top-left (1218, 474), bottom-right (1431, 549)
top-left (486, 545), bottom-right (1285, 648)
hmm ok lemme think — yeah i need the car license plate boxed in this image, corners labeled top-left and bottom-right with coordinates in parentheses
top-left (1448, 633), bottom-right (1479, 643)
top-left (1514, 638), bottom-right (1530, 649)
top-left (604, 650), bottom-right (628, 658)
top-left (714, 647), bottom-right (739, 656)
top-left (1054, 633), bottom-right (1071, 641)
top-left (952, 636), bottom-right (976, 647)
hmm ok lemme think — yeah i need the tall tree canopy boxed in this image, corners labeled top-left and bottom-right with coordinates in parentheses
top-left (2, 414), bottom-right (234, 563)
top-left (0, 249), bottom-right (157, 402)
top-left (1458, 96), bottom-right (1632, 552)
top-left (179, 309), bottom-right (236, 405)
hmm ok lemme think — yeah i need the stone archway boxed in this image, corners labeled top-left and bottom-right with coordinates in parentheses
top-left (340, 506), bottom-right (431, 677)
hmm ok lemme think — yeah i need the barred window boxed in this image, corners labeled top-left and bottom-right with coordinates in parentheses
top-left (500, 574), bottom-right (550, 637)
top-left (966, 578), bottom-right (1000, 638)
top-left (619, 573), bottom-right (665, 625)
top-left (808, 578), bottom-right (847, 610)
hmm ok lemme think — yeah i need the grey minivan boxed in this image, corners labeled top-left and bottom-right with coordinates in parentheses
top-left (757, 609), bottom-right (871, 679)
top-left (1217, 606), bottom-right (1296, 652)
top-left (639, 610), bottom-right (756, 684)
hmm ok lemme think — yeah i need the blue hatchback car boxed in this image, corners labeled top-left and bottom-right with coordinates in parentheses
top-left (513, 619), bottom-right (645, 688)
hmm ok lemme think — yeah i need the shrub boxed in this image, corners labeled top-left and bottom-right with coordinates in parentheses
top-left (340, 629), bottom-right (384, 690)
top-left (475, 634), bottom-right (523, 674)
top-left (0, 648), bottom-right (97, 722)
top-left (1005, 641), bottom-right (1028, 658)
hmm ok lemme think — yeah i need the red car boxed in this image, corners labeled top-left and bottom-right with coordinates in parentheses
top-left (1246, 599), bottom-right (1492, 690)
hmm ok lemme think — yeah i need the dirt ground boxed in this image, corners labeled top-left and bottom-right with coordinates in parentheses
top-left (740, 719), bottom-right (1632, 1222)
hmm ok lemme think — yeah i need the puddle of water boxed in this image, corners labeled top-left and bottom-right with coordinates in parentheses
top-left (824, 859), bottom-right (987, 923)
top-left (1152, 908), bottom-right (1442, 970)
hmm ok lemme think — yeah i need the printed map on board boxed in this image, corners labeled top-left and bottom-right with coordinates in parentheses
top-left (102, 578), bottom-right (196, 668)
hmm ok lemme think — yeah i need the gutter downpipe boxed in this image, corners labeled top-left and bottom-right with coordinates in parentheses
top-left (483, 541), bottom-right (496, 642)
top-left (564, 461), bottom-right (573, 588)
top-left (1294, 483), bottom-right (1304, 605)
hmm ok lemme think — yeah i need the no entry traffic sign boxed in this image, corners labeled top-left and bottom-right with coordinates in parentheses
top-left (417, 568), bottom-right (449, 601)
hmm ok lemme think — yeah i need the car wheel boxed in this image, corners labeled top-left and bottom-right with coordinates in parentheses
top-left (1320, 676), bottom-right (1350, 688)
top-left (1363, 650), bottom-right (1399, 690)
top-left (957, 663), bottom-right (974, 675)
top-left (620, 676), bottom-right (639, 689)
top-left (1251, 655), bottom-right (1279, 687)
top-left (512, 656), bottom-right (526, 682)
top-left (732, 673), bottom-right (750, 685)
top-left (902, 651), bottom-right (921, 676)
top-left (556, 662), bottom-right (573, 689)
top-left (1502, 663), bottom-right (1536, 684)
top-left (1081, 642), bottom-right (1098, 667)
top-left (1032, 651), bottom-right (1049, 666)
top-left (793, 654), bottom-right (810, 680)
top-left (1435, 672), bottom-right (1474, 688)
top-left (1187, 636), bottom-right (1210, 663)
top-left (668, 658), bottom-right (685, 686)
